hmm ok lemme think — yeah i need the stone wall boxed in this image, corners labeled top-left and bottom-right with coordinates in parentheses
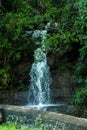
top-left (0, 104), bottom-right (87, 130)
top-left (0, 91), bottom-right (28, 105)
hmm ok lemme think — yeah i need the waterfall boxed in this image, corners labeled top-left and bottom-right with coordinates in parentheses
top-left (28, 28), bottom-right (51, 106)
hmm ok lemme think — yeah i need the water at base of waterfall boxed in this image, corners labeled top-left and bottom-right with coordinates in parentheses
top-left (24, 102), bottom-right (67, 113)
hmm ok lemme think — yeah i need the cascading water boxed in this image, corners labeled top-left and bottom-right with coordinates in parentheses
top-left (24, 23), bottom-right (67, 111)
top-left (27, 29), bottom-right (51, 107)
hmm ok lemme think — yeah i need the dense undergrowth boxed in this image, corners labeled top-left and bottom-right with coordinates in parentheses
top-left (0, 0), bottom-right (87, 117)
top-left (0, 123), bottom-right (42, 130)
top-left (0, 120), bottom-right (77, 130)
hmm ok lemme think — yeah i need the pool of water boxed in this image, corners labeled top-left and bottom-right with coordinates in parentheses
top-left (23, 102), bottom-right (68, 113)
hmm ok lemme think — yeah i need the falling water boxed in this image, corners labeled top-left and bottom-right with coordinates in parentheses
top-left (28, 28), bottom-right (51, 106)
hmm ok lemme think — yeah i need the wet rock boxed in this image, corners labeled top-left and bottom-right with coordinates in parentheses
top-left (50, 69), bottom-right (75, 102)
top-left (0, 109), bottom-right (5, 123)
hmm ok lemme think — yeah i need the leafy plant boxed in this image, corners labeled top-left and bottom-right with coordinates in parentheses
top-left (73, 0), bottom-right (87, 117)
top-left (73, 86), bottom-right (87, 117)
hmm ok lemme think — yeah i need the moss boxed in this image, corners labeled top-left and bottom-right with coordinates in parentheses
top-left (51, 62), bottom-right (73, 74)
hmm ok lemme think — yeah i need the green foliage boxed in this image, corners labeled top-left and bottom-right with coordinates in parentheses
top-left (73, 0), bottom-right (87, 117)
top-left (0, 122), bottom-right (43, 130)
top-left (46, 32), bottom-right (78, 55)
top-left (74, 86), bottom-right (87, 105)
top-left (1, 117), bottom-right (78, 130)
top-left (0, 0), bottom-right (36, 90)
top-left (17, 83), bottom-right (26, 91)
top-left (52, 62), bottom-right (72, 74)
top-left (0, 0), bottom-right (79, 90)
top-left (45, 0), bottom-right (87, 117)
top-left (73, 86), bottom-right (87, 117)
top-left (0, 68), bottom-right (11, 89)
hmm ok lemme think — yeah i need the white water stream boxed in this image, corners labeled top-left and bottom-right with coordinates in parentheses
top-left (27, 28), bottom-right (51, 107)
top-left (24, 23), bottom-right (66, 111)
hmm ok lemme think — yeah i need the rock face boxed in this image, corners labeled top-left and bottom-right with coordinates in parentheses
top-left (47, 53), bottom-right (76, 102)
top-left (0, 112), bottom-right (2, 123)
top-left (13, 61), bottom-right (32, 87)
top-left (50, 69), bottom-right (75, 102)
top-left (0, 91), bottom-right (28, 105)
top-left (0, 52), bottom-right (76, 105)
top-left (0, 109), bottom-right (4, 123)
top-left (0, 69), bottom-right (75, 109)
